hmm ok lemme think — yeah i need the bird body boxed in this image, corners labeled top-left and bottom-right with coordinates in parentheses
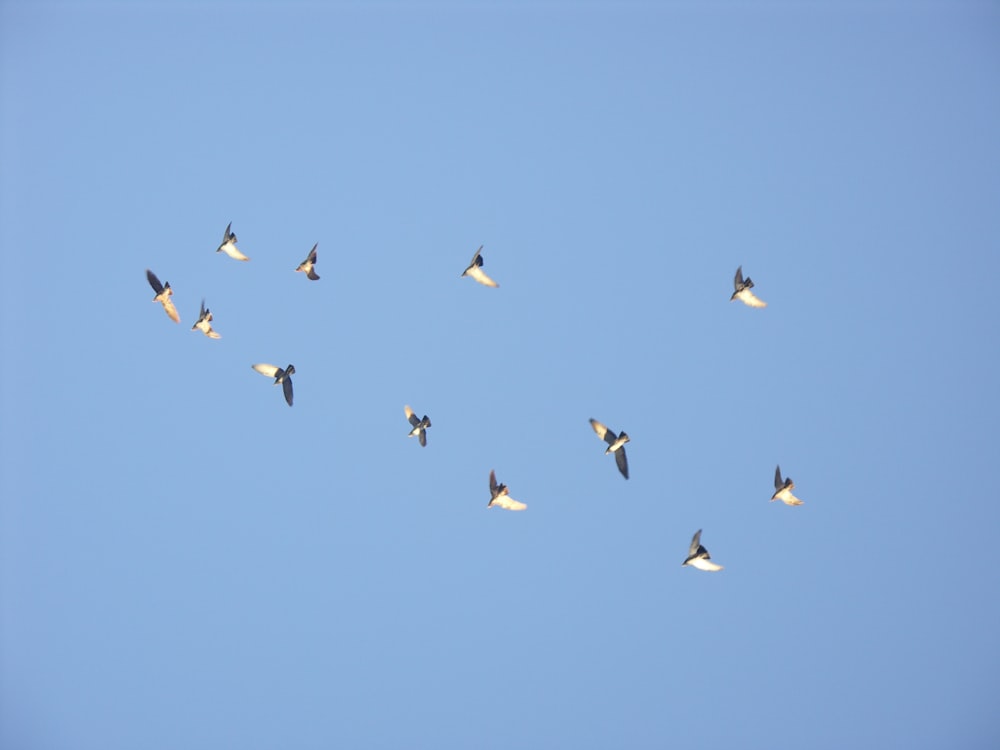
top-left (295, 243), bottom-right (320, 280)
top-left (146, 269), bottom-right (180, 323)
top-left (461, 245), bottom-right (499, 288)
top-left (731, 265), bottom-right (767, 308)
top-left (252, 363), bottom-right (295, 406)
top-left (682, 529), bottom-right (723, 571)
top-left (589, 418), bottom-right (630, 479)
top-left (217, 222), bottom-right (249, 261)
top-left (488, 469), bottom-right (526, 511)
top-left (404, 405), bottom-right (431, 447)
top-left (191, 299), bottom-right (221, 339)
top-left (771, 465), bottom-right (803, 506)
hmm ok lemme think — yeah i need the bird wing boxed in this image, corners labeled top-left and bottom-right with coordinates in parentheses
top-left (492, 495), bottom-right (526, 511)
top-left (688, 529), bottom-right (703, 558)
top-left (489, 470), bottom-right (499, 494)
top-left (736, 288), bottom-right (767, 308)
top-left (614, 447), bottom-right (629, 479)
top-left (733, 265), bottom-right (744, 290)
top-left (589, 418), bottom-right (612, 443)
top-left (282, 377), bottom-right (294, 407)
top-left (405, 405), bottom-right (420, 427)
top-left (466, 264), bottom-right (498, 288)
top-left (222, 222), bottom-right (233, 242)
top-left (469, 244), bottom-right (484, 266)
top-left (146, 269), bottom-right (164, 294)
top-left (252, 363), bottom-right (280, 378)
top-left (161, 298), bottom-right (180, 323)
top-left (774, 465), bottom-right (784, 490)
top-left (307, 243), bottom-right (318, 263)
top-left (223, 244), bottom-right (250, 261)
top-left (418, 430), bottom-right (427, 448)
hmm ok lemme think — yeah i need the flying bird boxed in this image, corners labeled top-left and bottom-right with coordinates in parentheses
top-left (682, 529), bottom-right (724, 572)
top-left (461, 245), bottom-right (499, 288)
top-left (295, 243), bottom-right (319, 280)
top-left (404, 405), bottom-right (431, 447)
top-left (145, 269), bottom-right (180, 323)
top-left (589, 418), bottom-right (630, 479)
top-left (191, 299), bottom-right (221, 339)
top-left (771, 465), bottom-right (803, 506)
top-left (730, 265), bottom-right (766, 308)
top-left (251, 363), bottom-right (295, 406)
top-left (217, 222), bottom-right (249, 261)
top-left (487, 470), bottom-right (526, 511)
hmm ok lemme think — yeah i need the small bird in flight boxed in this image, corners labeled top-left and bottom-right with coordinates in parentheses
top-left (589, 418), bottom-right (630, 479)
top-left (487, 470), bottom-right (526, 511)
top-left (404, 405), bottom-right (431, 447)
top-left (146, 269), bottom-right (180, 323)
top-left (461, 245), bottom-right (499, 288)
top-left (682, 529), bottom-right (724, 572)
top-left (217, 222), bottom-right (249, 261)
top-left (771, 465), bottom-right (803, 506)
top-left (251, 363), bottom-right (295, 407)
top-left (730, 265), bottom-right (766, 308)
top-left (191, 299), bottom-right (221, 339)
top-left (295, 243), bottom-right (320, 280)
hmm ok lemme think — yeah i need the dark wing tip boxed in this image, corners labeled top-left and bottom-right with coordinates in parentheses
top-left (282, 377), bottom-right (294, 406)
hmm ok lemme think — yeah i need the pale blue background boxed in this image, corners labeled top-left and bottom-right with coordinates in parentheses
top-left (2, 1), bottom-right (998, 748)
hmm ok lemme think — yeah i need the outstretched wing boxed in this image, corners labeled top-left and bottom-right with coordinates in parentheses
top-left (146, 269), bottom-right (164, 294)
top-left (489, 470), bottom-right (499, 494)
top-left (252, 363), bottom-right (280, 378)
top-left (492, 495), bottom-right (526, 511)
top-left (733, 265), bottom-right (744, 290)
top-left (774, 465), bottom-right (784, 490)
top-left (161, 298), bottom-right (180, 323)
top-left (466, 264), bottom-right (498, 288)
top-left (736, 288), bottom-right (767, 308)
top-left (282, 377), bottom-right (294, 407)
top-left (688, 529), bottom-right (703, 558)
top-left (615, 447), bottom-right (629, 479)
top-left (405, 405), bottom-right (421, 427)
top-left (590, 418), bottom-right (616, 446)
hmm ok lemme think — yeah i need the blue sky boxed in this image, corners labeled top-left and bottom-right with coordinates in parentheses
top-left (2, 1), bottom-right (998, 748)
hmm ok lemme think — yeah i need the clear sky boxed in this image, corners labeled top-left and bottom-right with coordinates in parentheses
top-left (2, 1), bottom-right (998, 748)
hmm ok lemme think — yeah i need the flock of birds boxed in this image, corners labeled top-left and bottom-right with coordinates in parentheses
top-left (146, 225), bottom-right (803, 572)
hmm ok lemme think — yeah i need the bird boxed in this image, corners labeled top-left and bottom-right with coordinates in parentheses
top-left (145, 269), bottom-right (180, 323)
top-left (487, 469), bottom-right (526, 511)
top-left (589, 418), bottom-right (629, 479)
top-left (251, 363), bottom-right (295, 406)
top-left (217, 222), bottom-right (249, 261)
top-left (461, 245), bottom-right (499, 288)
top-left (404, 405), bottom-right (431, 447)
top-left (771, 464), bottom-right (803, 506)
top-left (191, 299), bottom-right (221, 339)
top-left (295, 243), bottom-right (320, 280)
top-left (682, 529), bottom-right (724, 572)
top-left (730, 265), bottom-right (766, 308)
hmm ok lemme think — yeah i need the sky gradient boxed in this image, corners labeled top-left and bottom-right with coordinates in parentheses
top-left (2, 2), bottom-right (999, 748)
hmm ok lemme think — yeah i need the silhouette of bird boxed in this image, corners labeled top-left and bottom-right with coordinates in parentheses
top-left (217, 222), bottom-right (249, 261)
top-left (682, 529), bottom-right (723, 572)
top-left (771, 465), bottom-right (803, 506)
top-left (589, 418), bottom-right (630, 479)
top-left (487, 469), bottom-right (526, 511)
top-left (295, 243), bottom-right (319, 280)
top-left (731, 265), bottom-right (766, 308)
top-left (191, 299), bottom-right (221, 339)
top-left (251, 363), bottom-right (295, 406)
top-left (146, 269), bottom-right (180, 323)
top-left (404, 405), bottom-right (431, 447)
top-left (461, 245), bottom-right (499, 288)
